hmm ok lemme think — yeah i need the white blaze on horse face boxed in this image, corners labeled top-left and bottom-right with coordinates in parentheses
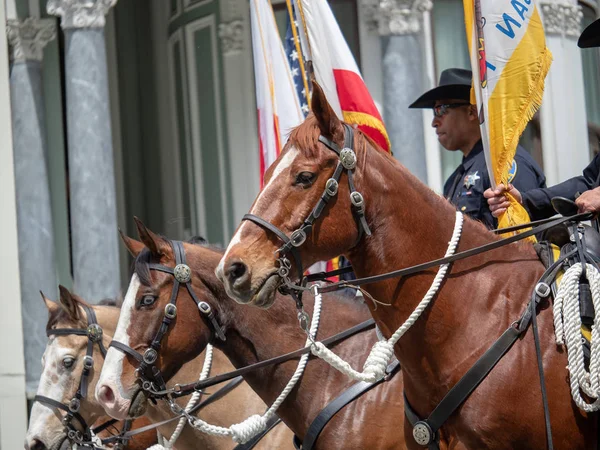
top-left (97, 275), bottom-right (140, 400)
top-left (26, 338), bottom-right (78, 444)
top-left (217, 147), bottom-right (299, 278)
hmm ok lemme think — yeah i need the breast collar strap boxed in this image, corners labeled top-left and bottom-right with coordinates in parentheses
top-left (34, 304), bottom-right (108, 447)
top-left (243, 123), bottom-right (371, 282)
top-left (109, 240), bottom-right (226, 399)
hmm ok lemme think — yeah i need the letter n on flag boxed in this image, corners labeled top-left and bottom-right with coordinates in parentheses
top-left (463, 0), bottom-right (552, 235)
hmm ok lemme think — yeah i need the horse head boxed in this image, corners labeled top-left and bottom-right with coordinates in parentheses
top-left (96, 218), bottom-right (222, 420)
top-left (25, 287), bottom-right (118, 450)
top-left (217, 82), bottom-right (393, 308)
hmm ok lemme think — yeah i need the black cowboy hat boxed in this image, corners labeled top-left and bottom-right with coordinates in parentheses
top-left (409, 68), bottom-right (472, 109)
top-left (579, 18), bottom-right (600, 48)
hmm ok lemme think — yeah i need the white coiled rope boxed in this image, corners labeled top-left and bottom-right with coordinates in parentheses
top-left (173, 297), bottom-right (322, 444)
top-left (147, 344), bottom-right (214, 450)
top-left (553, 262), bottom-right (600, 412)
top-left (310, 211), bottom-right (464, 383)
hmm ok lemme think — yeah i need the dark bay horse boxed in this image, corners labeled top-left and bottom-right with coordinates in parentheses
top-left (26, 286), bottom-right (290, 450)
top-left (95, 221), bottom-right (408, 449)
top-left (217, 82), bottom-right (596, 448)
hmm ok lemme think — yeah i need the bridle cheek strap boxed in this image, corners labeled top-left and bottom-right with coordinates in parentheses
top-left (35, 304), bottom-right (107, 445)
top-left (242, 123), bottom-right (370, 281)
top-left (108, 240), bottom-right (226, 399)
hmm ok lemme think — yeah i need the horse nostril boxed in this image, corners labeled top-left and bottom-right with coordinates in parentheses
top-left (27, 439), bottom-right (47, 450)
top-left (227, 261), bottom-right (248, 283)
top-left (97, 384), bottom-right (116, 407)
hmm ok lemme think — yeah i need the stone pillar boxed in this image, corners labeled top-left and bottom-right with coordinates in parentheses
top-left (7, 17), bottom-right (57, 395)
top-left (362, 0), bottom-right (432, 184)
top-left (539, 0), bottom-right (590, 185)
top-left (47, 0), bottom-right (121, 302)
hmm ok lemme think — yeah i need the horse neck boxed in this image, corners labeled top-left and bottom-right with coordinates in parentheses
top-left (347, 149), bottom-right (542, 387)
top-left (216, 289), bottom-right (373, 436)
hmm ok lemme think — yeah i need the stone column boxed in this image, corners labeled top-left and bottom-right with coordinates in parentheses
top-left (7, 17), bottom-right (57, 395)
top-left (362, 0), bottom-right (432, 184)
top-left (539, 0), bottom-right (589, 185)
top-left (47, 0), bottom-right (121, 302)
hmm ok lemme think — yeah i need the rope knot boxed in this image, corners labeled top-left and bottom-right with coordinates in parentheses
top-left (363, 340), bottom-right (393, 380)
top-left (229, 414), bottom-right (267, 443)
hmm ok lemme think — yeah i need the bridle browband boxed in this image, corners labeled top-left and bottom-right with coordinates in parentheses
top-left (34, 303), bottom-right (115, 448)
top-left (109, 239), bottom-right (226, 398)
top-left (243, 123), bottom-right (371, 283)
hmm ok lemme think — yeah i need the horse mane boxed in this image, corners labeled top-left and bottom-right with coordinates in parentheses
top-left (287, 114), bottom-right (394, 165)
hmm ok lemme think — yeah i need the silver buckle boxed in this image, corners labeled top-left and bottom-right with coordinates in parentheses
top-left (83, 356), bottom-right (93, 370)
top-left (164, 303), bottom-right (177, 319)
top-left (69, 398), bottom-right (80, 413)
top-left (143, 348), bottom-right (158, 364)
top-left (290, 229), bottom-right (307, 247)
top-left (340, 147), bottom-right (357, 169)
top-left (198, 301), bottom-right (212, 315)
top-left (87, 324), bottom-right (103, 342)
top-left (535, 282), bottom-right (551, 298)
top-left (174, 264), bottom-right (192, 283)
top-left (325, 178), bottom-right (339, 196)
top-left (413, 421), bottom-right (434, 445)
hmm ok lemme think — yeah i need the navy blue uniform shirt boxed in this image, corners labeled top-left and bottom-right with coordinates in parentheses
top-left (443, 140), bottom-right (546, 229)
top-left (522, 153), bottom-right (600, 220)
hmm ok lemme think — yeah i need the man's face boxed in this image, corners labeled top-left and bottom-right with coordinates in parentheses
top-left (431, 99), bottom-right (476, 151)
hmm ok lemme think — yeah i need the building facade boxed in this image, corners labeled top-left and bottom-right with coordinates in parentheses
top-left (0, 0), bottom-right (598, 445)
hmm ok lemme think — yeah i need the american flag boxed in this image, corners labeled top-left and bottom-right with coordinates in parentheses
top-left (284, 13), bottom-right (310, 117)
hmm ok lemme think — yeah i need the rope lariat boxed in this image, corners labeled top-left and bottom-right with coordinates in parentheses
top-left (148, 345), bottom-right (214, 450)
top-left (145, 300), bottom-right (322, 445)
top-left (307, 212), bottom-right (464, 383)
top-left (554, 262), bottom-right (600, 412)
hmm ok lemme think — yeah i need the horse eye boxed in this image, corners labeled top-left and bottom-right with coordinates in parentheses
top-left (295, 171), bottom-right (316, 187)
top-left (140, 295), bottom-right (156, 307)
top-left (63, 357), bottom-right (75, 369)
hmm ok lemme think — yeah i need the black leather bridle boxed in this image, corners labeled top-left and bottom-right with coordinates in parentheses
top-left (34, 304), bottom-right (112, 448)
top-left (243, 123), bottom-right (371, 283)
top-left (109, 240), bottom-right (226, 398)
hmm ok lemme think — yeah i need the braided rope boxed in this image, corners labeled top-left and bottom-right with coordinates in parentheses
top-left (554, 262), bottom-right (600, 412)
top-left (310, 212), bottom-right (464, 383)
top-left (182, 299), bottom-right (321, 444)
top-left (147, 345), bottom-right (214, 449)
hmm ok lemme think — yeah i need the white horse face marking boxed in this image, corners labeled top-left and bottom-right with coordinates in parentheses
top-left (96, 275), bottom-right (140, 412)
top-left (25, 335), bottom-right (86, 448)
top-left (217, 147), bottom-right (299, 278)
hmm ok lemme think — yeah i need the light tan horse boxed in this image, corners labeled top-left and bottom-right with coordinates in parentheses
top-left (25, 286), bottom-right (292, 449)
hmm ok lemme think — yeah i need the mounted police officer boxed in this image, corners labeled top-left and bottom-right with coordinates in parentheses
top-left (485, 17), bottom-right (600, 220)
top-left (409, 68), bottom-right (546, 229)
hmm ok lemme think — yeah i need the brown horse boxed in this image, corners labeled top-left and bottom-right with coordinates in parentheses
top-left (25, 286), bottom-right (291, 450)
top-left (217, 82), bottom-right (597, 448)
top-left (95, 222), bottom-right (407, 449)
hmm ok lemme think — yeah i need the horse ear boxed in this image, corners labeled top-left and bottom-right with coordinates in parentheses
top-left (310, 81), bottom-right (342, 138)
top-left (133, 217), bottom-right (170, 256)
top-left (58, 285), bottom-right (80, 320)
top-left (119, 229), bottom-right (145, 257)
top-left (40, 291), bottom-right (59, 313)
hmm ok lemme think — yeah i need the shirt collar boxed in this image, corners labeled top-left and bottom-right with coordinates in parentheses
top-left (461, 140), bottom-right (483, 171)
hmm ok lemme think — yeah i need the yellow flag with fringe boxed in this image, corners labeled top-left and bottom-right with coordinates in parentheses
top-left (463, 0), bottom-right (552, 236)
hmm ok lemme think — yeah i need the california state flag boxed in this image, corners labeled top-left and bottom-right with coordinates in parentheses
top-left (250, 0), bottom-right (305, 186)
top-left (297, 0), bottom-right (390, 152)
